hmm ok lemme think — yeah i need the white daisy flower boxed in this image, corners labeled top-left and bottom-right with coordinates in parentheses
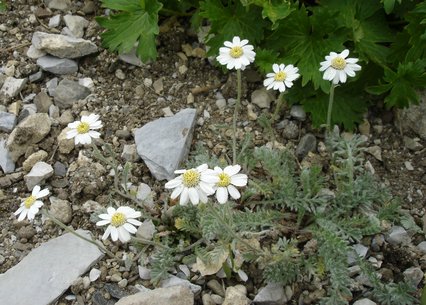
top-left (216, 36), bottom-right (256, 70)
top-left (213, 165), bottom-right (248, 204)
top-left (66, 113), bottom-right (103, 145)
top-left (165, 164), bottom-right (219, 206)
top-left (319, 49), bottom-right (361, 84)
top-left (264, 63), bottom-right (300, 92)
top-left (14, 185), bottom-right (49, 221)
top-left (96, 206), bottom-right (142, 243)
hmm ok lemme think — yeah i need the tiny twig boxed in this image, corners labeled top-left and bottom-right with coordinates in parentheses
top-left (191, 83), bottom-right (221, 95)
top-left (0, 42), bottom-right (32, 53)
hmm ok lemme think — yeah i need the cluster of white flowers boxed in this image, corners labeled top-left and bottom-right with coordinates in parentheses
top-left (217, 35), bottom-right (361, 89)
top-left (165, 164), bottom-right (248, 205)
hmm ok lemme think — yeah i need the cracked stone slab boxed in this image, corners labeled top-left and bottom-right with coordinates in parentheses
top-left (134, 108), bottom-right (197, 180)
top-left (0, 230), bottom-right (104, 305)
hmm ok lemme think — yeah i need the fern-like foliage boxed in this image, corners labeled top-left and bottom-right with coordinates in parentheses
top-left (150, 248), bottom-right (175, 285)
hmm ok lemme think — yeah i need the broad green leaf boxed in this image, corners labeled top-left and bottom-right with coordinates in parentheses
top-left (261, 1), bottom-right (294, 26)
top-left (96, 0), bottom-right (162, 62)
top-left (367, 60), bottom-right (426, 108)
top-left (266, 7), bottom-right (346, 91)
top-left (199, 0), bottom-right (267, 56)
top-left (254, 48), bottom-right (281, 74)
top-left (382, 0), bottom-right (395, 14)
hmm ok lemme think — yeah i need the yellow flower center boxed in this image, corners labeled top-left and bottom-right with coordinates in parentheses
top-left (331, 57), bottom-right (346, 70)
top-left (217, 172), bottom-right (231, 187)
top-left (274, 71), bottom-right (287, 81)
top-left (111, 212), bottom-right (126, 227)
top-left (24, 196), bottom-right (36, 209)
top-left (230, 46), bottom-right (243, 58)
top-left (182, 170), bottom-right (200, 188)
top-left (77, 122), bottom-right (90, 134)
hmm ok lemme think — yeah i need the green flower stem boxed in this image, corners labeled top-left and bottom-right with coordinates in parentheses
top-left (272, 92), bottom-right (285, 123)
top-left (232, 69), bottom-right (242, 165)
top-left (42, 209), bottom-right (116, 258)
top-left (326, 83), bottom-right (336, 134)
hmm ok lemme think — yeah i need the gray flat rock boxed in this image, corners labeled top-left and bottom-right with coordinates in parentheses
top-left (0, 230), bottom-right (104, 305)
top-left (32, 31), bottom-right (98, 59)
top-left (134, 108), bottom-right (197, 180)
top-left (253, 282), bottom-right (287, 305)
top-left (24, 161), bottom-right (54, 190)
top-left (0, 111), bottom-right (17, 132)
top-left (54, 79), bottom-right (91, 109)
top-left (63, 15), bottom-right (89, 38)
top-left (37, 55), bottom-right (78, 75)
top-left (116, 285), bottom-right (194, 305)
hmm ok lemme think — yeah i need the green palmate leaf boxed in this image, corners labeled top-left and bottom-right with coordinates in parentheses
top-left (259, 0), bottom-right (294, 27)
top-left (254, 48), bottom-right (281, 74)
top-left (367, 59), bottom-right (426, 108)
top-left (322, 0), bottom-right (394, 66)
top-left (199, 0), bottom-right (267, 56)
top-left (266, 7), bottom-right (346, 92)
top-left (302, 84), bottom-right (368, 130)
top-left (96, 0), bottom-right (162, 62)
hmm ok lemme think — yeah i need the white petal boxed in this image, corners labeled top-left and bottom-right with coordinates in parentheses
top-left (227, 185), bottom-right (241, 200)
top-left (230, 174), bottom-right (248, 186)
top-left (98, 213), bottom-right (111, 220)
top-left (339, 70), bottom-right (347, 83)
top-left (79, 133), bottom-right (93, 145)
top-left (66, 129), bottom-right (78, 139)
top-left (118, 226), bottom-right (131, 243)
top-left (68, 121), bottom-right (80, 129)
top-left (323, 67), bottom-right (336, 81)
top-left (196, 164), bottom-right (208, 172)
top-left (96, 219), bottom-right (110, 226)
top-left (18, 209), bottom-right (28, 221)
top-left (107, 207), bottom-right (116, 215)
top-left (88, 130), bottom-right (100, 139)
top-left (216, 187), bottom-right (228, 204)
top-left (14, 206), bottom-right (24, 215)
top-left (344, 66), bottom-right (356, 77)
top-left (171, 185), bottom-right (184, 199)
top-left (264, 77), bottom-right (275, 87)
top-left (123, 223), bottom-right (137, 234)
top-left (272, 64), bottom-right (279, 73)
top-left (199, 181), bottom-right (215, 195)
top-left (201, 174), bottom-right (219, 185)
top-left (188, 187), bottom-right (199, 205)
top-left (165, 177), bottom-right (182, 189)
top-left (33, 201), bottom-right (43, 208)
top-left (110, 226), bottom-right (119, 241)
top-left (224, 41), bottom-right (233, 48)
top-left (102, 225), bottom-right (111, 240)
top-left (224, 165), bottom-right (241, 176)
top-left (127, 218), bottom-right (142, 226)
top-left (35, 188), bottom-right (49, 199)
top-left (32, 185), bottom-right (41, 196)
top-left (180, 188), bottom-right (189, 205)
top-left (340, 49), bottom-right (349, 59)
top-left (232, 36), bottom-right (241, 44)
top-left (319, 61), bottom-right (331, 72)
top-left (198, 189), bottom-right (208, 203)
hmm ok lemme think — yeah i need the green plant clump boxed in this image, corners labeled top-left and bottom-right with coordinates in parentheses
top-left (97, 0), bottom-right (425, 129)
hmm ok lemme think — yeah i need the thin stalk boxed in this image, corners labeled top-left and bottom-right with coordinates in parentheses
top-left (232, 69), bottom-right (242, 165)
top-left (42, 209), bottom-right (116, 258)
top-left (272, 92), bottom-right (285, 123)
top-left (326, 83), bottom-right (336, 135)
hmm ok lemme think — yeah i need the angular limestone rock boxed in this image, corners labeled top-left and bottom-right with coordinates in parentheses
top-left (0, 230), bottom-right (103, 305)
top-left (134, 108), bottom-right (197, 180)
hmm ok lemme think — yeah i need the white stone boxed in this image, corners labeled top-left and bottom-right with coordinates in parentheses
top-left (160, 275), bottom-right (201, 294)
top-left (24, 161), bottom-right (54, 190)
top-left (0, 111), bottom-right (17, 132)
top-left (136, 219), bottom-right (156, 240)
top-left (353, 298), bottom-right (377, 305)
top-left (47, 0), bottom-right (71, 11)
top-left (253, 282), bottom-right (287, 304)
top-left (119, 47), bottom-right (144, 67)
top-left (46, 77), bottom-right (58, 96)
top-left (49, 197), bottom-right (72, 224)
top-left (223, 286), bottom-right (250, 305)
top-left (116, 285), bottom-right (194, 305)
top-left (290, 105), bottom-right (307, 121)
top-left (403, 267), bottom-right (424, 286)
top-left (0, 230), bottom-right (103, 305)
top-left (387, 226), bottom-right (410, 245)
top-left (0, 77), bottom-right (27, 98)
top-left (32, 31), bottom-right (98, 59)
top-left (121, 144), bottom-right (139, 162)
top-left (134, 108), bottom-right (197, 180)
top-left (251, 88), bottom-right (273, 109)
top-left (27, 45), bottom-right (47, 59)
top-left (138, 265), bottom-right (151, 280)
top-left (63, 15), bottom-right (89, 38)
top-left (417, 241), bottom-right (426, 254)
top-left (48, 15), bottom-right (61, 28)
top-left (0, 138), bottom-right (15, 174)
top-left (78, 77), bottom-right (95, 91)
top-left (89, 268), bottom-right (101, 282)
